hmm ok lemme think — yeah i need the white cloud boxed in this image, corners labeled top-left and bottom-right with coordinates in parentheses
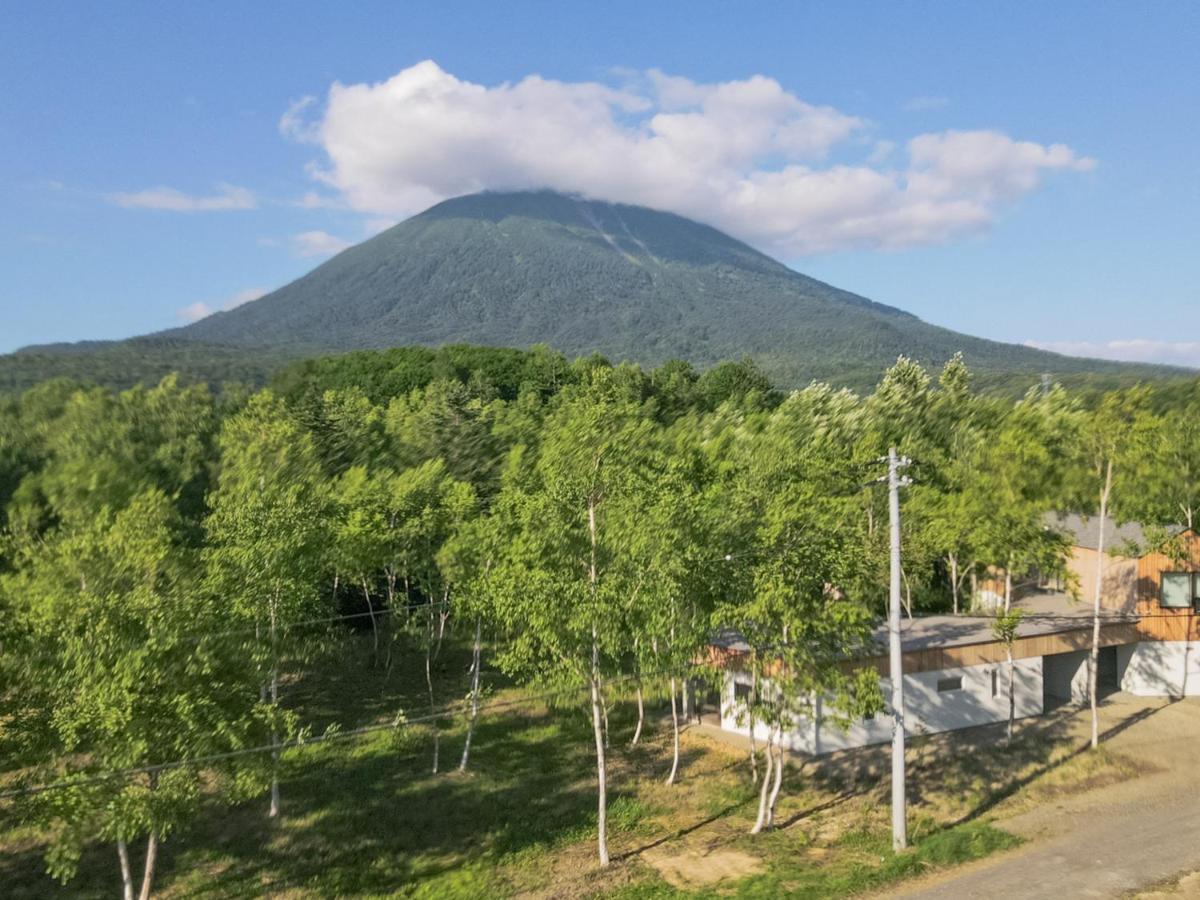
top-left (112, 182), bottom-right (257, 212)
top-left (1025, 339), bottom-right (1200, 369)
top-left (903, 95), bottom-right (950, 112)
top-left (177, 287), bottom-right (268, 322)
top-left (292, 230), bottom-right (352, 258)
top-left (282, 61), bottom-right (1097, 256)
top-left (294, 190), bottom-right (343, 209)
top-left (279, 96), bottom-right (318, 140)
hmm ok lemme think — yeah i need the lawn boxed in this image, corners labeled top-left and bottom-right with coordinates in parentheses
top-left (0, 632), bottom-right (1140, 897)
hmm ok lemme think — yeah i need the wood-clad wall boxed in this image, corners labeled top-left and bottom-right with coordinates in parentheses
top-left (709, 622), bottom-right (1143, 678)
top-left (1134, 530), bottom-right (1200, 641)
top-left (855, 623), bottom-right (1142, 676)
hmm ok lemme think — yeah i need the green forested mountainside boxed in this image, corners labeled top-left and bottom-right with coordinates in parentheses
top-left (0, 339), bottom-right (296, 394)
top-left (5, 190), bottom-right (1189, 394)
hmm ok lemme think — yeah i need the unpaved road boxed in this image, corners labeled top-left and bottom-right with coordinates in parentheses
top-left (891, 696), bottom-right (1200, 899)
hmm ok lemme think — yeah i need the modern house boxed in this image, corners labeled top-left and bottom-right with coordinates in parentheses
top-left (712, 514), bottom-right (1200, 754)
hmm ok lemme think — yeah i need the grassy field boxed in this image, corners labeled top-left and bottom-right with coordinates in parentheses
top-left (0, 633), bottom-right (1140, 898)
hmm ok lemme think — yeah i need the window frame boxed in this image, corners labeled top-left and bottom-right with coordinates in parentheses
top-left (936, 675), bottom-right (963, 693)
top-left (1161, 571), bottom-right (1198, 609)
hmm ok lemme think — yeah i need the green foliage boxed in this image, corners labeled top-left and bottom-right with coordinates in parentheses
top-left (1, 335), bottom-right (1197, 895)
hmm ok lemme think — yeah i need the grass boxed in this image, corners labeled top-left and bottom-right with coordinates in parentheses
top-left (0, 633), bottom-right (1142, 897)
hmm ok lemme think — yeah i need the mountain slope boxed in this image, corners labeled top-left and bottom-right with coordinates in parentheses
top-left (7, 190), bottom-right (1190, 392)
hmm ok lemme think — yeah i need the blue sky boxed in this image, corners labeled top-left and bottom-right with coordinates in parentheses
top-left (3, 1), bottom-right (1197, 365)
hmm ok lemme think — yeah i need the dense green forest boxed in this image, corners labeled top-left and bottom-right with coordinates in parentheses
top-left (1, 343), bottom-right (1198, 895)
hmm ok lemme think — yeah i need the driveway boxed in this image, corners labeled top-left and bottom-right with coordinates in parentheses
top-left (892, 694), bottom-right (1200, 899)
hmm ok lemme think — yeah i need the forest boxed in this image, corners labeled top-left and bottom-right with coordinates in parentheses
top-left (0, 343), bottom-right (1198, 898)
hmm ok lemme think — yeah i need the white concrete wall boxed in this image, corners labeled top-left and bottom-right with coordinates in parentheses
top-left (1044, 649), bottom-right (1090, 705)
top-left (1122, 641), bottom-right (1200, 696)
top-left (721, 657), bottom-right (1044, 755)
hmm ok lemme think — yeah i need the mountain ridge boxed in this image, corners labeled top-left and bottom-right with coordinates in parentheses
top-left (5, 190), bottom-right (1191, 393)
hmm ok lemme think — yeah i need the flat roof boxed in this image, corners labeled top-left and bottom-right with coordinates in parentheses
top-left (711, 591), bottom-right (1138, 657)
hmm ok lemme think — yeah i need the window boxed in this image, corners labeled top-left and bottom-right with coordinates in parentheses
top-left (937, 676), bottom-right (963, 693)
top-left (991, 669), bottom-right (998, 698)
top-left (733, 681), bottom-right (752, 702)
top-left (1161, 572), bottom-right (1197, 609)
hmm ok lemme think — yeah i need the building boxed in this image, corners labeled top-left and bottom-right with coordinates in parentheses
top-left (712, 514), bottom-right (1200, 754)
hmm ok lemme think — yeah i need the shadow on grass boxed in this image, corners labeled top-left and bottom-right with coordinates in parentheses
top-left (945, 697), bottom-right (1173, 828)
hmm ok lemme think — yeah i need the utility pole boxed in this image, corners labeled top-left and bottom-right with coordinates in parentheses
top-left (886, 447), bottom-right (912, 851)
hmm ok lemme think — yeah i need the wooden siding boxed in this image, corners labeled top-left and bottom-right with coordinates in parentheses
top-left (709, 621), bottom-right (1143, 678)
top-left (854, 623), bottom-right (1142, 676)
top-left (1134, 530), bottom-right (1200, 641)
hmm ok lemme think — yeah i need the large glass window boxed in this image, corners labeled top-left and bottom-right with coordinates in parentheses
top-left (1161, 572), bottom-right (1195, 608)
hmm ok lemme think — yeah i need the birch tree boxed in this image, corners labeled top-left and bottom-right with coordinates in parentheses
top-left (488, 371), bottom-right (651, 866)
top-left (722, 389), bottom-right (883, 832)
top-left (1076, 388), bottom-right (1153, 749)
top-left (1, 490), bottom-right (260, 899)
top-left (992, 608), bottom-right (1024, 745)
top-left (204, 391), bottom-right (330, 818)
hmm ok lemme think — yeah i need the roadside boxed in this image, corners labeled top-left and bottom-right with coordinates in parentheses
top-left (889, 694), bottom-right (1200, 899)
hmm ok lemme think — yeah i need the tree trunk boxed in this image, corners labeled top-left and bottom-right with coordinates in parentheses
top-left (269, 595), bottom-right (280, 819)
top-left (747, 665), bottom-right (759, 784)
top-left (361, 578), bottom-right (379, 667)
top-left (118, 839), bottom-right (134, 900)
top-left (970, 570), bottom-right (978, 613)
top-left (1006, 646), bottom-right (1015, 745)
top-left (1004, 558), bottom-right (1013, 613)
top-left (587, 494), bottom-right (609, 867)
top-left (900, 566), bottom-right (913, 620)
top-left (1090, 458), bottom-right (1113, 750)
top-left (425, 634), bottom-right (439, 775)
top-left (751, 730), bottom-right (775, 834)
top-left (765, 736), bottom-right (785, 829)
top-left (590, 664), bottom-right (610, 866)
top-left (631, 682), bottom-right (644, 746)
top-left (666, 676), bottom-right (681, 785)
top-left (459, 618), bottom-right (482, 772)
top-left (950, 554), bottom-right (959, 615)
top-left (426, 592), bottom-right (450, 775)
top-left (137, 832), bottom-right (158, 900)
top-left (601, 692), bottom-right (611, 750)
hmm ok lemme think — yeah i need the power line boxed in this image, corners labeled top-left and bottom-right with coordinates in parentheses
top-left (0, 662), bottom-right (691, 801)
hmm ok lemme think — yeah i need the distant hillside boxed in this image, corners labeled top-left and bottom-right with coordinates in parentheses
top-left (4, 190), bottom-right (1191, 393)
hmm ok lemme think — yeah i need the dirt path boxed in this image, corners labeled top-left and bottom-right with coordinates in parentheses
top-left (892, 696), bottom-right (1200, 899)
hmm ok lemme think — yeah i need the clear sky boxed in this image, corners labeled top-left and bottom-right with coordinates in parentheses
top-left (3, 1), bottom-right (1197, 365)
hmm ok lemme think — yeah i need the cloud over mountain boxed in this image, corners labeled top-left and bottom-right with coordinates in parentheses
top-left (1026, 338), bottom-right (1200, 369)
top-left (177, 287), bottom-right (267, 323)
top-left (282, 61), bottom-right (1095, 256)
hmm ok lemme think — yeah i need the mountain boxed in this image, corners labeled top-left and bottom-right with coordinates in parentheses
top-left (4, 190), bottom-right (1190, 393)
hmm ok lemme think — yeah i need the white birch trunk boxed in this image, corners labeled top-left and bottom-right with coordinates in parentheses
top-left (666, 676), bottom-right (681, 785)
top-left (269, 594), bottom-right (280, 819)
top-left (587, 494), bottom-right (609, 866)
top-left (137, 832), bottom-right (158, 900)
top-left (118, 839), bottom-right (134, 900)
top-left (1004, 560), bottom-right (1013, 613)
top-left (425, 636), bottom-right (439, 775)
top-left (361, 577), bottom-right (379, 667)
top-left (765, 736), bottom-right (785, 829)
top-left (1090, 458), bottom-right (1113, 750)
top-left (601, 693), bottom-right (610, 750)
top-left (590, 663), bottom-right (609, 866)
top-left (1006, 646), bottom-right (1016, 745)
top-left (950, 554), bottom-right (959, 615)
top-left (751, 729), bottom-right (775, 834)
top-left (459, 618), bottom-right (482, 772)
top-left (747, 664), bottom-right (759, 784)
top-left (631, 682), bottom-right (644, 746)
